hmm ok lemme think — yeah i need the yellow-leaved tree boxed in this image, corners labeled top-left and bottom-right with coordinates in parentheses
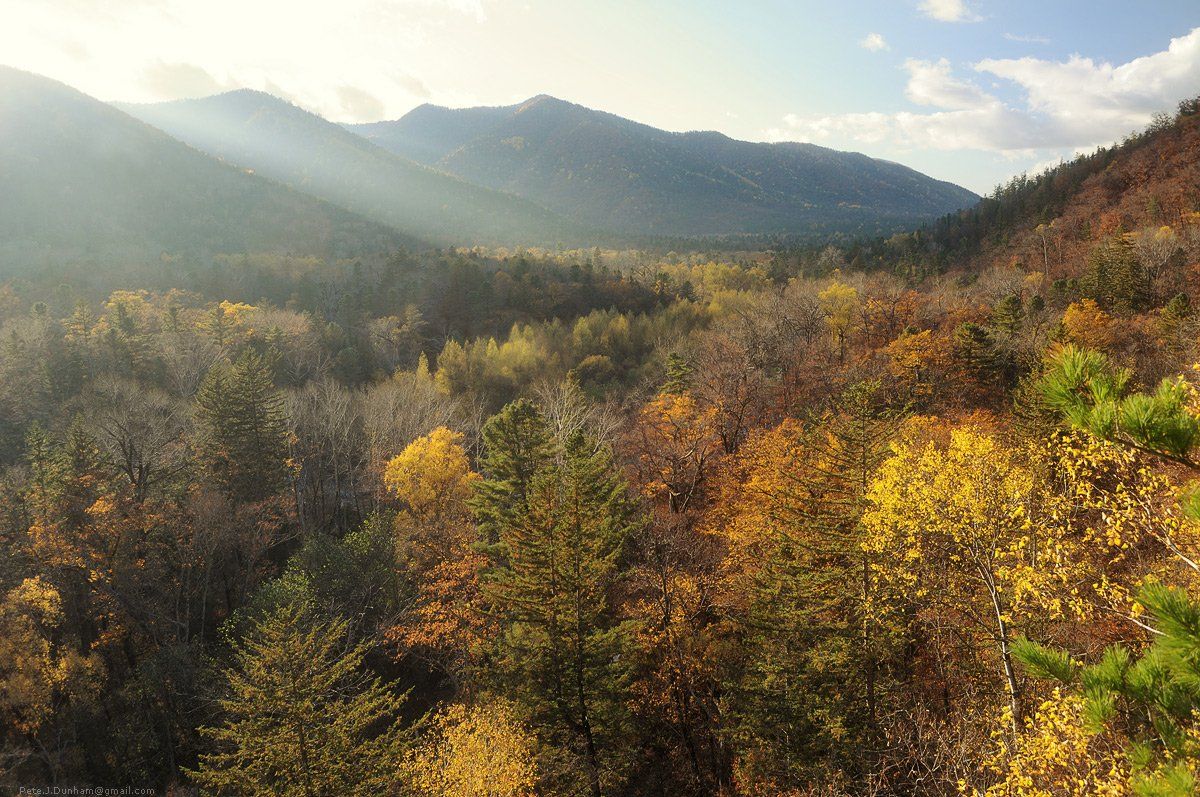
top-left (819, 277), bottom-right (861, 364)
top-left (863, 426), bottom-right (1050, 729)
top-left (0, 576), bottom-right (104, 742)
top-left (972, 689), bottom-right (1128, 797)
top-left (384, 427), bottom-right (489, 677)
top-left (403, 699), bottom-right (539, 797)
top-left (385, 426), bottom-right (480, 537)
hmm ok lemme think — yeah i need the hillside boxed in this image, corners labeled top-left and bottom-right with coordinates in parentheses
top-left (846, 96), bottom-right (1200, 282)
top-left (0, 67), bottom-right (409, 269)
top-left (120, 91), bottom-right (590, 247)
top-left (346, 94), bottom-right (980, 238)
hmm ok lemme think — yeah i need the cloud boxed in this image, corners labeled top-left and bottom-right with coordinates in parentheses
top-left (769, 27), bottom-right (1200, 155)
top-left (1003, 32), bottom-right (1050, 45)
top-left (904, 58), bottom-right (991, 109)
top-left (140, 61), bottom-right (227, 99)
top-left (918, 0), bottom-right (980, 23)
top-left (393, 71), bottom-right (432, 100)
top-left (859, 32), bottom-right (889, 52)
top-left (336, 84), bottom-right (386, 121)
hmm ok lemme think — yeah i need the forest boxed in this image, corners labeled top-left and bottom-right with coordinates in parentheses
top-left (4, 93), bottom-right (1200, 796)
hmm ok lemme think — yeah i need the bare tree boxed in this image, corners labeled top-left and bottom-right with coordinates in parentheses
top-left (87, 375), bottom-right (191, 502)
top-left (287, 379), bottom-right (366, 531)
top-left (360, 370), bottom-right (461, 499)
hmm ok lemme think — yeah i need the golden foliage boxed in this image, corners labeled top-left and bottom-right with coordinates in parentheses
top-left (384, 426), bottom-right (480, 527)
top-left (972, 689), bottom-right (1129, 797)
top-left (0, 577), bottom-right (104, 735)
top-left (632, 393), bottom-right (720, 513)
top-left (1062, 299), bottom-right (1116, 350)
top-left (403, 700), bottom-right (539, 797)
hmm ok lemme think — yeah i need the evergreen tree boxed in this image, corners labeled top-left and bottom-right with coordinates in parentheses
top-left (1082, 234), bottom-right (1149, 314)
top-left (190, 602), bottom-right (406, 796)
top-left (1016, 585), bottom-right (1200, 795)
top-left (471, 399), bottom-right (554, 547)
top-left (1027, 345), bottom-right (1200, 794)
top-left (726, 381), bottom-right (905, 789)
top-left (196, 351), bottom-right (290, 503)
top-left (662, 352), bottom-right (694, 396)
top-left (991, 293), bottom-right (1025, 334)
top-left (1162, 292), bottom-right (1191, 322)
top-left (480, 428), bottom-right (640, 797)
top-left (953, 321), bottom-right (1013, 391)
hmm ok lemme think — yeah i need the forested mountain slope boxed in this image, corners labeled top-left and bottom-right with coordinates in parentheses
top-left (121, 91), bottom-right (591, 247)
top-left (0, 67), bottom-right (409, 267)
top-left (346, 94), bottom-right (980, 238)
top-left (847, 97), bottom-right (1200, 282)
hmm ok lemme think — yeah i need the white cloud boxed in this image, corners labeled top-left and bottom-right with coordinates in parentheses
top-left (976, 27), bottom-right (1200, 138)
top-left (918, 0), bottom-right (980, 23)
top-left (140, 61), bottom-right (229, 99)
top-left (0, 0), bottom-right (493, 121)
top-left (859, 32), bottom-right (889, 52)
top-left (336, 84), bottom-right (385, 120)
top-left (771, 27), bottom-right (1200, 155)
top-left (1003, 32), bottom-right (1050, 45)
top-left (904, 58), bottom-right (990, 109)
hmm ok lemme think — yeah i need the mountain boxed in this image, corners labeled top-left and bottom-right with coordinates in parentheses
top-left (0, 67), bottom-right (409, 268)
top-left (120, 91), bottom-right (588, 247)
top-left (346, 95), bottom-right (980, 238)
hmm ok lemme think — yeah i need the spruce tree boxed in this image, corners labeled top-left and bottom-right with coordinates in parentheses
top-left (471, 398), bottom-right (554, 547)
top-left (991, 293), bottom-right (1025, 334)
top-left (190, 602), bottom-right (406, 796)
top-left (480, 426), bottom-right (639, 797)
top-left (729, 381), bottom-right (905, 788)
top-left (1082, 234), bottom-right (1149, 314)
top-left (196, 351), bottom-right (290, 503)
top-left (662, 352), bottom-right (694, 396)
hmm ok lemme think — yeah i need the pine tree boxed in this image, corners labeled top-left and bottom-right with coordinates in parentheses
top-left (1016, 585), bottom-right (1200, 795)
top-left (481, 428), bottom-right (640, 797)
top-left (1082, 234), bottom-right (1149, 314)
top-left (196, 351), bottom-right (290, 503)
top-left (190, 602), bottom-right (407, 796)
top-left (953, 321), bottom-right (1013, 391)
top-left (1027, 345), bottom-right (1200, 794)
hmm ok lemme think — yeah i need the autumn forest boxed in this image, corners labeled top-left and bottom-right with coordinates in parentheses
top-left (5, 16), bottom-right (1200, 796)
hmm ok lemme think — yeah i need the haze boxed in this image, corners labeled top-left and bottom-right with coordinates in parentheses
top-left (3, 0), bottom-right (1198, 192)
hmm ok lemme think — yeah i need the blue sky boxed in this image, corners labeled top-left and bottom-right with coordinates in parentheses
top-left (4, 0), bottom-right (1199, 193)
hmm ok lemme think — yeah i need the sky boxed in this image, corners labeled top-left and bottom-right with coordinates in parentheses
top-left (3, 0), bottom-right (1199, 194)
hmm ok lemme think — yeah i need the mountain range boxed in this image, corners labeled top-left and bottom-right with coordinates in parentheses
top-left (0, 67), bottom-right (409, 267)
top-left (0, 67), bottom-right (982, 264)
top-left (348, 95), bottom-right (979, 238)
top-left (119, 91), bottom-right (588, 247)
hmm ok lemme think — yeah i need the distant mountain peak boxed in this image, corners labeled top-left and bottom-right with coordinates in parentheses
top-left (120, 87), bottom-right (588, 246)
top-left (517, 93), bottom-right (568, 109)
top-left (345, 93), bottom-right (979, 239)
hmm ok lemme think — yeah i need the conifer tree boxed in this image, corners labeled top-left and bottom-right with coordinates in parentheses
top-left (196, 351), bottom-right (290, 503)
top-left (991, 293), bottom-right (1025, 334)
top-left (480, 424), bottom-right (640, 797)
top-left (1025, 345), bottom-right (1200, 793)
top-left (724, 381), bottom-right (904, 788)
top-left (191, 602), bottom-right (406, 796)
top-left (662, 352), bottom-right (694, 396)
top-left (1082, 234), bottom-right (1149, 314)
top-left (471, 399), bottom-right (554, 546)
